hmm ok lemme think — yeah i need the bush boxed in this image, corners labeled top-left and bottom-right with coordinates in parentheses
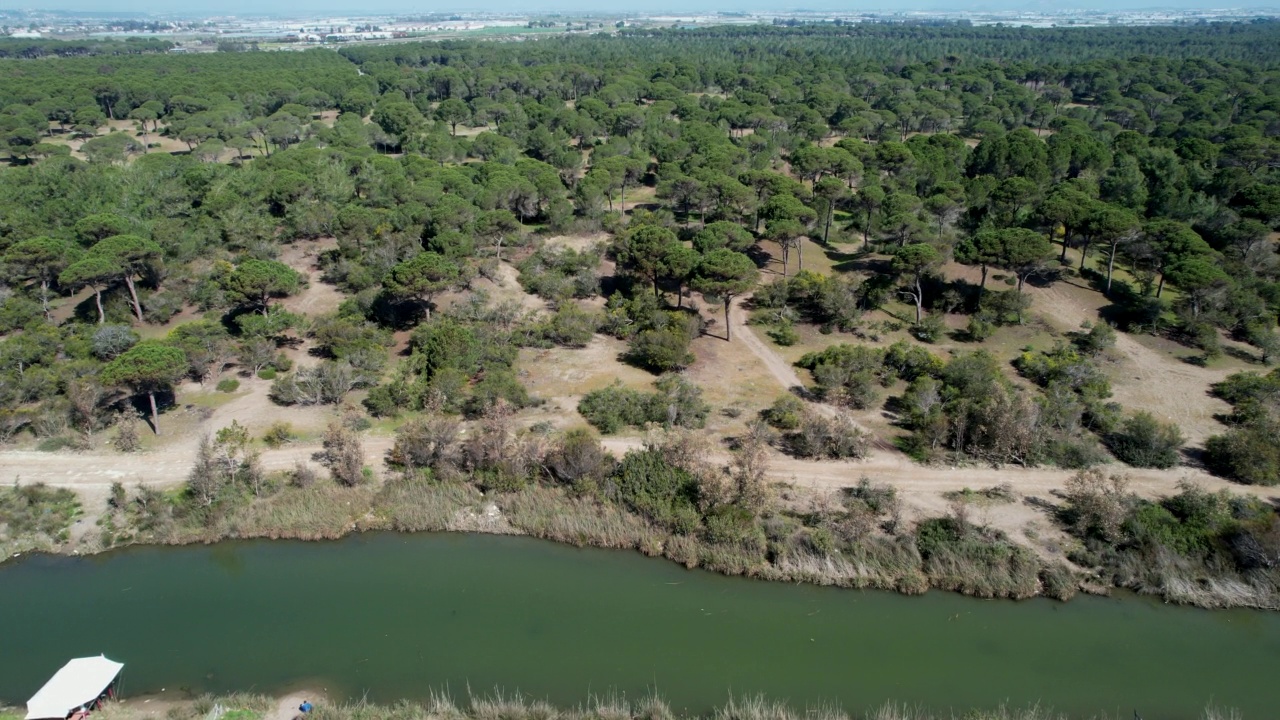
top-left (1106, 412), bottom-right (1184, 469)
top-left (113, 416), bottom-right (141, 453)
top-left (0, 483), bottom-right (80, 538)
top-left (767, 320), bottom-right (799, 346)
top-left (1205, 421), bottom-right (1280, 486)
top-left (262, 421), bottom-right (295, 449)
top-left (1074, 321), bottom-right (1117, 356)
top-left (627, 327), bottom-right (694, 373)
top-left (538, 303), bottom-right (600, 348)
top-left (91, 325), bottom-right (139, 360)
top-left (785, 411), bottom-right (870, 459)
top-left (911, 314), bottom-right (946, 343)
top-left (761, 395), bottom-right (805, 430)
top-left (321, 420), bottom-right (365, 486)
top-left (611, 449), bottom-right (702, 534)
top-left (547, 428), bottom-right (614, 492)
top-left (257, 367), bottom-right (277, 380)
top-left (269, 361), bottom-right (373, 406)
top-left (216, 378), bottom-right (240, 393)
top-left (578, 376), bottom-right (709, 434)
top-left (964, 315), bottom-right (995, 342)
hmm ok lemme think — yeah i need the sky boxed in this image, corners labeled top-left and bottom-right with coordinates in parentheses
top-left (0, 0), bottom-right (1274, 15)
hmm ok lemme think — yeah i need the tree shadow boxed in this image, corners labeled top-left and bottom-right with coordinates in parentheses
top-left (1222, 344), bottom-right (1261, 365)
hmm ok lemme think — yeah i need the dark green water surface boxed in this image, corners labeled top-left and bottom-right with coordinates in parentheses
top-left (1, 533), bottom-right (1276, 718)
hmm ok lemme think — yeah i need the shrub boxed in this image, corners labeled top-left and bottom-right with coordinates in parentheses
top-left (1106, 412), bottom-right (1184, 469)
top-left (785, 411), bottom-right (870, 459)
top-left (388, 416), bottom-right (460, 472)
top-left (257, 367), bottom-right (277, 380)
top-left (261, 421), bottom-right (295, 448)
top-left (911, 314), bottom-right (946, 343)
top-left (627, 327), bottom-right (694, 373)
top-left (0, 483), bottom-right (80, 538)
top-left (578, 376), bottom-right (709, 434)
top-left (611, 449), bottom-right (702, 534)
top-left (1205, 421), bottom-right (1280, 486)
top-left (539, 304), bottom-right (600, 348)
top-left (1074, 321), bottom-right (1117, 356)
top-left (761, 395), bottom-right (805, 431)
top-left (547, 428), bottom-right (614, 492)
top-left (216, 378), bottom-right (240, 393)
top-left (91, 325), bottom-right (139, 360)
top-left (767, 320), bottom-right (799, 346)
top-left (269, 361), bottom-right (373, 406)
top-left (113, 416), bottom-right (141, 453)
top-left (321, 420), bottom-right (365, 486)
top-left (965, 315), bottom-right (996, 342)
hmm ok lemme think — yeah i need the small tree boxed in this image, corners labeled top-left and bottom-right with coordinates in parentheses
top-left (100, 342), bottom-right (188, 435)
top-left (383, 252), bottom-right (462, 320)
top-left (225, 258), bottom-right (304, 317)
top-left (892, 243), bottom-right (941, 324)
top-left (86, 234), bottom-right (162, 323)
top-left (59, 254), bottom-right (117, 324)
top-left (1165, 258), bottom-right (1228, 318)
top-left (955, 230), bottom-right (1004, 306)
top-left (3, 236), bottom-right (79, 320)
top-left (616, 224), bottom-right (680, 298)
top-left (436, 98), bottom-right (470, 137)
top-left (692, 249), bottom-right (759, 342)
top-left (322, 419), bottom-right (365, 486)
top-left (1106, 412), bottom-right (1184, 469)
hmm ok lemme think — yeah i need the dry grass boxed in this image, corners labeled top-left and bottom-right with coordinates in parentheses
top-left (128, 692), bottom-right (1249, 720)
top-left (500, 485), bottom-right (661, 550)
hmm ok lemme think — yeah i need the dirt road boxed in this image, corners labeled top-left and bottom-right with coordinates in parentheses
top-left (4, 279), bottom-right (1271, 518)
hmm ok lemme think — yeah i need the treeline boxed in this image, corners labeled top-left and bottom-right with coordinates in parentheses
top-left (0, 37), bottom-right (172, 59)
top-left (619, 20), bottom-right (1280, 65)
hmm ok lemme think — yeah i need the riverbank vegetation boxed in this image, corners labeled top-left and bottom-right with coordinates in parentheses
top-left (2, 22), bottom-right (1280, 608)
top-left (5, 689), bottom-right (1247, 720)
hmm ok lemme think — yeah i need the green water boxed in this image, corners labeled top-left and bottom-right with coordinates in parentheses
top-left (1, 533), bottom-right (1276, 718)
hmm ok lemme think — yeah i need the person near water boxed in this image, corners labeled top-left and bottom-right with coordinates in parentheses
top-left (299, 700), bottom-right (313, 713)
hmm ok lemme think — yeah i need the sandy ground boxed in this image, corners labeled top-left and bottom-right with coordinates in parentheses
top-left (5, 237), bottom-right (1276, 563)
top-left (1028, 279), bottom-right (1235, 446)
top-left (7, 286), bottom-right (1277, 561)
top-left (279, 239), bottom-right (344, 317)
top-left (271, 691), bottom-right (327, 720)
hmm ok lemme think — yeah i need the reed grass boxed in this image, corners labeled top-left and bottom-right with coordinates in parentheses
top-left (500, 486), bottom-right (662, 550)
top-left (162, 692), bottom-right (1247, 720)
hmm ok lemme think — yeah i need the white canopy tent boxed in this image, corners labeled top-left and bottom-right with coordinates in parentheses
top-left (25, 656), bottom-right (123, 720)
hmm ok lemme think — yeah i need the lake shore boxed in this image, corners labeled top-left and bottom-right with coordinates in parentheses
top-left (6, 474), bottom-right (1279, 611)
top-left (1, 689), bottom-right (1250, 720)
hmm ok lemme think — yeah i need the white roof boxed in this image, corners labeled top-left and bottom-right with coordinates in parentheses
top-left (26, 656), bottom-right (123, 720)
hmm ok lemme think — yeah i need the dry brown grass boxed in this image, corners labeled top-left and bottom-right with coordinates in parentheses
top-left (110, 691), bottom-right (1245, 720)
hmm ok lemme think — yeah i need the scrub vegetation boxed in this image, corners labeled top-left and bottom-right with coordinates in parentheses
top-left (2, 22), bottom-right (1280, 608)
top-left (36, 690), bottom-right (1247, 720)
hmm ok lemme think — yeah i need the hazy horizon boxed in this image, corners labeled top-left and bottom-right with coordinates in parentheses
top-left (3, 0), bottom-right (1278, 18)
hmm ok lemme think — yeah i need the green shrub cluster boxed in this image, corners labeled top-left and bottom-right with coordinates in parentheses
top-left (578, 375), bottom-right (709, 434)
top-left (798, 341), bottom-right (942, 409)
top-left (364, 314), bottom-right (530, 418)
top-left (517, 244), bottom-right (603, 302)
top-left (1205, 368), bottom-right (1280, 485)
top-left (753, 270), bottom-right (864, 332)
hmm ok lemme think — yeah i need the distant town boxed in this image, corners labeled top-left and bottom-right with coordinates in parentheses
top-left (0, 6), bottom-right (1278, 49)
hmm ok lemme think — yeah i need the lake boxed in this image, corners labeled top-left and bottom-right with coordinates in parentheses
top-left (1, 533), bottom-right (1276, 718)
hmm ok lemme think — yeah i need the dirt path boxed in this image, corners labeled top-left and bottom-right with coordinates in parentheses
top-left (4, 277), bottom-right (1271, 545)
top-left (729, 296), bottom-right (808, 391)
